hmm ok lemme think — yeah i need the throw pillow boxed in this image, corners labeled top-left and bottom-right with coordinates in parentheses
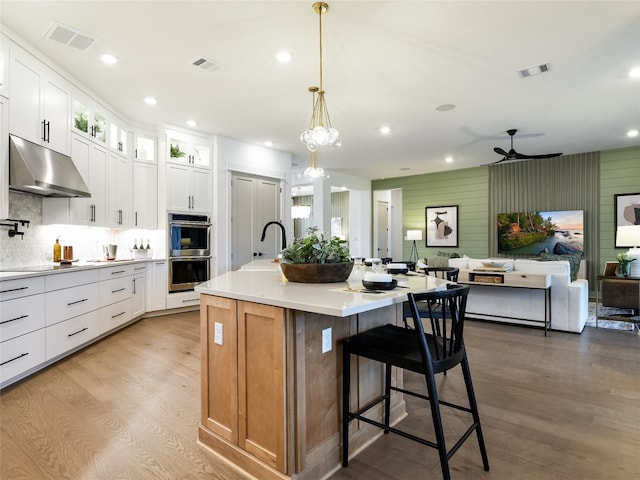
top-left (538, 252), bottom-right (581, 281)
top-left (427, 256), bottom-right (450, 268)
top-left (437, 251), bottom-right (461, 258)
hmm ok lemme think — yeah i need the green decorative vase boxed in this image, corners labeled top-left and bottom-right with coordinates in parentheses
top-left (280, 262), bottom-right (354, 283)
top-left (618, 261), bottom-right (633, 278)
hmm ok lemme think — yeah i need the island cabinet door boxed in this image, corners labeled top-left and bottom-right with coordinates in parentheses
top-left (200, 295), bottom-right (238, 443)
top-left (237, 301), bottom-right (286, 473)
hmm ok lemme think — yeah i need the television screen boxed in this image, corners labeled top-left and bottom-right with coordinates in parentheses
top-left (497, 210), bottom-right (584, 256)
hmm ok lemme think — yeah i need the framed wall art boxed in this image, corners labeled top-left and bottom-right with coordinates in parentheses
top-left (425, 205), bottom-right (458, 247)
top-left (614, 192), bottom-right (640, 247)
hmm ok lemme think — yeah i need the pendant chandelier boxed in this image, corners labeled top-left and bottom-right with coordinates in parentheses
top-left (300, 2), bottom-right (341, 154)
top-left (304, 151), bottom-right (327, 179)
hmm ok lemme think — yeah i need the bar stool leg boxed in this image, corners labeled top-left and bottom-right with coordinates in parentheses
top-left (461, 355), bottom-right (490, 471)
top-left (342, 339), bottom-right (351, 467)
top-left (383, 363), bottom-right (392, 433)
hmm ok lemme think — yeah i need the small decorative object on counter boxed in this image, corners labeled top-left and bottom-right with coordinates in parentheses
top-left (616, 252), bottom-right (635, 278)
top-left (133, 239), bottom-right (138, 250)
top-left (53, 237), bottom-right (62, 262)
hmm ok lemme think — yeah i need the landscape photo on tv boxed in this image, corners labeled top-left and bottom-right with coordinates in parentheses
top-left (497, 210), bottom-right (584, 256)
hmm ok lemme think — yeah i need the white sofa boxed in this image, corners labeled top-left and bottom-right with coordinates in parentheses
top-left (446, 257), bottom-right (588, 333)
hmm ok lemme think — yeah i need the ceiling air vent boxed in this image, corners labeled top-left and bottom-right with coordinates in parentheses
top-left (192, 57), bottom-right (222, 72)
top-left (517, 63), bottom-right (550, 78)
top-left (44, 22), bottom-right (99, 52)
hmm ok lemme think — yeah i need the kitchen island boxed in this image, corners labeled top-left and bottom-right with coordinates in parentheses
top-left (195, 264), bottom-right (449, 480)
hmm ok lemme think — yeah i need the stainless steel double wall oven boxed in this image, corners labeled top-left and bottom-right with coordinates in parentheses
top-left (168, 213), bottom-right (211, 292)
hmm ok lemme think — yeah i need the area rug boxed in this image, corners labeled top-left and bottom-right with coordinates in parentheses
top-left (585, 302), bottom-right (637, 331)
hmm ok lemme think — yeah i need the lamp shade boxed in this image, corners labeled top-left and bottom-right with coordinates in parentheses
top-left (616, 225), bottom-right (640, 249)
top-left (405, 230), bottom-right (422, 241)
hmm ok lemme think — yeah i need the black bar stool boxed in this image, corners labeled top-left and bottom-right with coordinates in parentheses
top-left (342, 284), bottom-right (489, 480)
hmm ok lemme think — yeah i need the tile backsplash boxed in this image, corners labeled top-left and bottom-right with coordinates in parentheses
top-left (0, 191), bottom-right (165, 269)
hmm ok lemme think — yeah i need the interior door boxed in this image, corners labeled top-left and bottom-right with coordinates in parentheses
top-left (231, 173), bottom-right (281, 271)
top-left (376, 201), bottom-right (389, 259)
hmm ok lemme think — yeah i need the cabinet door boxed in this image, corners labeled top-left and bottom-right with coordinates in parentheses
top-left (67, 135), bottom-right (108, 226)
top-left (132, 162), bottom-right (157, 229)
top-left (237, 301), bottom-right (285, 472)
top-left (42, 72), bottom-right (71, 154)
top-left (166, 163), bottom-right (190, 211)
top-left (190, 167), bottom-right (211, 213)
top-left (0, 329), bottom-right (46, 386)
top-left (131, 268), bottom-right (146, 318)
top-left (201, 295), bottom-right (238, 442)
top-left (146, 261), bottom-right (167, 312)
top-left (9, 50), bottom-right (43, 144)
top-left (135, 134), bottom-right (156, 163)
top-left (108, 152), bottom-right (132, 227)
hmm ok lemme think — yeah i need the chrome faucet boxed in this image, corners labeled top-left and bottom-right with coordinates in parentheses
top-left (261, 221), bottom-right (287, 250)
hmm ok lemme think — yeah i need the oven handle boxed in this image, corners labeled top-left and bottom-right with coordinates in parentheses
top-left (169, 221), bottom-right (212, 227)
top-left (169, 256), bottom-right (212, 261)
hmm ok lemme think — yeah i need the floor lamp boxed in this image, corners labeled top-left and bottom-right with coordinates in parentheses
top-left (406, 230), bottom-right (422, 269)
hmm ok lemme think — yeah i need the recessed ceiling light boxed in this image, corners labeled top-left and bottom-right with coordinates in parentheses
top-left (435, 104), bottom-right (456, 112)
top-left (264, 140), bottom-right (274, 147)
top-left (628, 67), bottom-right (640, 78)
top-left (379, 126), bottom-right (391, 135)
top-left (100, 53), bottom-right (117, 65)
top-left (276, 51), bottom-right (292, 63)
top-left (445, 156), bottom-right (454, 163)
top-left (627, 129), bottom-right (639, 138)
top-left (144, 97), bottom-right (157, 105)
top-left (186, 120), bottom-right (197, 127)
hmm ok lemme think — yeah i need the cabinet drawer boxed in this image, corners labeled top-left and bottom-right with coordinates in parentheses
top-left (0, 329), bottom-right (46, 385)
top-left (0, 294), bottom-right (46, 342)
top-left (100, 276), bottom-right (132, 307)
top-left (0, 276), bottom-right (45, 301)
top-left (99, 264), bottom-right (133, 281)
top-left (46, 283), bottom-right (100, 325)
top-left (45, 311), bottom-right (99, 360)
top-left (45, 269), bottom-right (100, 291)
top-left (100, 299), bottom-right (132, 335)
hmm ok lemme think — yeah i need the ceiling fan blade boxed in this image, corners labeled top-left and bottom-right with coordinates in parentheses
top-left (528, 152), bottom-right (563, 159)
top-left (493, 147), bottom-right (509, 156)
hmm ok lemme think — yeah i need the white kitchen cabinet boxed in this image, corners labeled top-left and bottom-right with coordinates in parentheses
top-left (72, 93), bottom-right (108, 145)
top-left (100, 274), bottom-right (132, 307)
top-left (166, 163), bottom-right (211, 213)
top-left (0, 97), bottom-right (8, 219)
top-left (46, 310), bottom-right (99, 360)
top-left (131, 265), bottom-right (146, 318)
top-left (132, 161), bottom-right (157, 229)
top-left (166, 290), bottom-right (200, 310)
top-left (167, 130), bottom-right (211, 168)
top-left (43, 133), bottom-right (109, 225)
top-left (109, 116), bottom-right (129, 156)
top-left (0, 275), bottom-right (46, 387)
top-left (9, 45), bottom-right (71, 154)
top-left (134, 133), bottom-right (156, 164)
top-left (45, 282), bottom-right (101, 326)
top-left (146, 260), bottom-right (167, 312)
top-left (0, 329), bottom-right (46, 385)
top-left (100, 299), bottom-right (132, 335)
top-left (108, 151), bottom-right (133, 227)
top-left (0, 33), bottom-right (9, 97)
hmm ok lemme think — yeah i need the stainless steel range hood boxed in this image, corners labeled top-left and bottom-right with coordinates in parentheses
top-left (9, 134), bottom-right (91, 198)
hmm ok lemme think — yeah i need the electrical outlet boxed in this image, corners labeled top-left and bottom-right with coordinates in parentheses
top-left (214, 322), bottom-right (223, 346)
top-left (322, 327), bottom-right (332, 353)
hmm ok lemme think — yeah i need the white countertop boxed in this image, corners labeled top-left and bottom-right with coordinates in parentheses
top-left (195, 268), bottom-right (449, 317)
top-left (0, 258), bottom-right (164, 281)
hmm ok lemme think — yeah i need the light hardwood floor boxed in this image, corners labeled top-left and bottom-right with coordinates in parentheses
top-left (1, 311), bottom-right (639, 480)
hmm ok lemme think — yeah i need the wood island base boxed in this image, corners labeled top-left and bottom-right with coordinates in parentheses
top-left (199, 295), bottom-right (407, 480)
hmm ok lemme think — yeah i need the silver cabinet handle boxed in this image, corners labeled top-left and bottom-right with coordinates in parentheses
top-left (111, 312), bottom-right (125, 319)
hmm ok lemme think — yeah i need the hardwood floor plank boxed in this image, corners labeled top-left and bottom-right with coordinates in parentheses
top-left (2, 312), bottom-right (639, 480)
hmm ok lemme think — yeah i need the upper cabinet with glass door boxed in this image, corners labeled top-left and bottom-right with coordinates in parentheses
top-left (73, 94), bottom-right (108, 145)
top-left (0, 34), bottom-right (9, 98)
top-left (134, 133), bottom-right (156, 164)
top-left (167, 130), bottom-right (211, 169)
top-left (109, 115), bottom-right (130, 156)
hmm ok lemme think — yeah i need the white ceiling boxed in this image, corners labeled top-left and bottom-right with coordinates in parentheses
top-left (1, 1), bottom-right (639, 180)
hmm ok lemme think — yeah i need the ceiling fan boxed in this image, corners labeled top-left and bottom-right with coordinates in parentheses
top-left (492, 129), bottom-right (562, 164)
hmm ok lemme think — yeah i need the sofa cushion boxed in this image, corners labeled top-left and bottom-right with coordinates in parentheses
top-left (538, 252), bottom-right (581, 281)
top-left (426, 256), bottom-right (450, 268)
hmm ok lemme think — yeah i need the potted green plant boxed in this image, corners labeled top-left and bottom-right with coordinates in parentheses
top-left (280, 227), bottom-right (353, 283)
top-left (616, 252), bottom-right (635, 278)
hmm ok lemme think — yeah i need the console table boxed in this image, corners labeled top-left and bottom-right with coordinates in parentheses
top-left (595, 275), bottom-right (640, 330)
top-left (458, 269), bottom-right (552, 335)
